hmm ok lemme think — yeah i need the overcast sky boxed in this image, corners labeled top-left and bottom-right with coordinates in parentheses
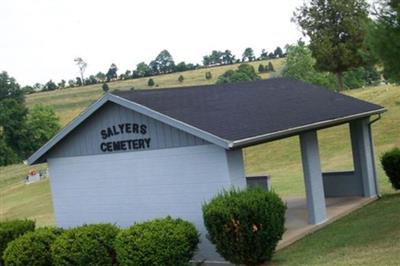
top-left (1, 0), bottom-right (304, 86)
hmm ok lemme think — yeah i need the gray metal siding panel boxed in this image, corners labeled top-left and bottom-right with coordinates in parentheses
top-left (322, 171), bottom-right (363, 197)
top-left (48, 102), bottom-right (208, 158)
top-left (48, 145), bottom-right (230, 261)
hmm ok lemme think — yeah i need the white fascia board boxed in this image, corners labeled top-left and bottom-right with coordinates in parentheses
top-left (230, 108), bottom-right (386, 149)
top-left (108, 94), bottom-right (231, 149)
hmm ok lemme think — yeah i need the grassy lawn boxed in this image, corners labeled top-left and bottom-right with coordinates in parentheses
top-left (0, 163), bottom-right (52, 226)
top-left (274, 193), bottom-right (400, 266)
top-left (0, 61), bottom-right (399, 264)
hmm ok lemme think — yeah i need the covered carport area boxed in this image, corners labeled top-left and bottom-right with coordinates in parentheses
top-left (243, 116), bottom-right (383, 248)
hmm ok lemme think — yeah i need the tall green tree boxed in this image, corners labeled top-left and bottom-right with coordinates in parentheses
top-left (151, 50), bottom-right (175, 74)
top-left (0, 72), bottom-right (26, 161)
top-left (43, 80), bottom-right (58, 91)
top-left (21, 85), bottom-right (35, 94)
top-left (203, 50), bottom-right (223, 66)
top-left (274, 46), bottom-right (284, 58)
top-left (136, 62), bottom-right (152, 77)
top-left (369, 0), bottom-right (400, 83)
top-left (260, 49), bottom-right (269, 60)
top-left (21, 105), bottom-right (60, 158)
top-left (242, 48), bottom-right (255, 62)
top-left (76, 77), bottom-right (83, 86)
top-left (222, 50), bottom-right (235, 65)
top-left (106, 63), bottom-right (118, 81)
top-left (202, 55), bottom-right (211, 66)
top-left (175, 62), bottom-right (187, 72)
top-left (293, 0), bottom-right (370, 90)
top-left (58, 79), bottom-right (66, 89)
top-left (95, 72), bottom-right (106, 82)
top-left (0, 99), bottom-right (28, 159)
top-left (282, 42), bottom-right (337, 90)
top-left (0, 71), bottom-right (23, 103)
top-left (0, 135), bottom-right (19, 165)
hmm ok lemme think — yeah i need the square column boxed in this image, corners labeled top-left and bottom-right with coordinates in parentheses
top-left (225, 149), bottom-right (247, 188)
top-left (350, 118), bottom-right (378, 197)
top-left (300, 130), bottom-right (327, 225)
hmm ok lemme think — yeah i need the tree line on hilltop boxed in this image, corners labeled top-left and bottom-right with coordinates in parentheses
top-left (20, 46), bottom-right (286, 94)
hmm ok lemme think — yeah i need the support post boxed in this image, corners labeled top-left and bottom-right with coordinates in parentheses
top-left (225, 149), bottom-right (247, 189)
top-left (350, 118), bottom-right (378, 197)
top-left (300, 130), bottom-right (327, 224)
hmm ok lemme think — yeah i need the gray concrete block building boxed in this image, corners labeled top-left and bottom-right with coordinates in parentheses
top-left (28, 78), bottom-right (385, 261)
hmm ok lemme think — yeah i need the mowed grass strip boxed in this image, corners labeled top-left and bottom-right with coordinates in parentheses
top-left (273, 193), bottom-right (400, 266)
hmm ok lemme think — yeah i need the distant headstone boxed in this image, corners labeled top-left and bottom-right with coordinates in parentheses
top-left (25, 169), bottom-right (41, 184)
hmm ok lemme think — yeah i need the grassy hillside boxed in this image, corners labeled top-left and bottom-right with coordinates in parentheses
top-left (0, 58), bottom-right (399, 227)
top-left (26, 59), bottom-right (285, 125)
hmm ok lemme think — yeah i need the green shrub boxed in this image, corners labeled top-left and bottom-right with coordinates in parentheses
top-left (216, 64), bottom-right (260, 84)
top-left (381, 147), bottom-right (400, 190)
top-left (3, 227), bottom-right (63, 266)
top-left (147, 78), bottom-right (155, 86)
top-left (51, 223), bottom-right (119, 266)
top-left (102, 82), bottom-right (109, 92)
top-left (202, 188), bottom-right (286, 266)
top-left (0, 220), bottom-right (35, 264)
top-left (115, 217), bottom-right (199, 266)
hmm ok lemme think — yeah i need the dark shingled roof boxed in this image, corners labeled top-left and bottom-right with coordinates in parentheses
top-left (112, 78), bottom-right (384, 144)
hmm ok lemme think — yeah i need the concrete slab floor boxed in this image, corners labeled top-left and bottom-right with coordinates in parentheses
top-left (200, 196), bottom-right (376, 266)
top-left (277, 196), bottom-right (376, 250)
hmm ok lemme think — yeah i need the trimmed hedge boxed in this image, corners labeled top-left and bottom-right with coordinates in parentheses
top-left (51, 223), bottom-right (119, 266)
top-left (381, 147), bottom-right (400, 190)
top-left (202, 188), bottom-right (286, 266)
top-left (115, 217), bottom-right (199, 266)
top-left (0, 220), bottom-right (35, 264)
top-left (3, 227), bottom-right (63, 266)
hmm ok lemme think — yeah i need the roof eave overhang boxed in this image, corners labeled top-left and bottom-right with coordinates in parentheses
top-left (229, 108), bottom-right (387, 149)
top-left (27, 90), bottom-right (386, 165)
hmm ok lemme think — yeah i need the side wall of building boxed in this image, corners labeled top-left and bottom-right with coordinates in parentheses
top-left (46, 103), bottom-right (246, 261)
